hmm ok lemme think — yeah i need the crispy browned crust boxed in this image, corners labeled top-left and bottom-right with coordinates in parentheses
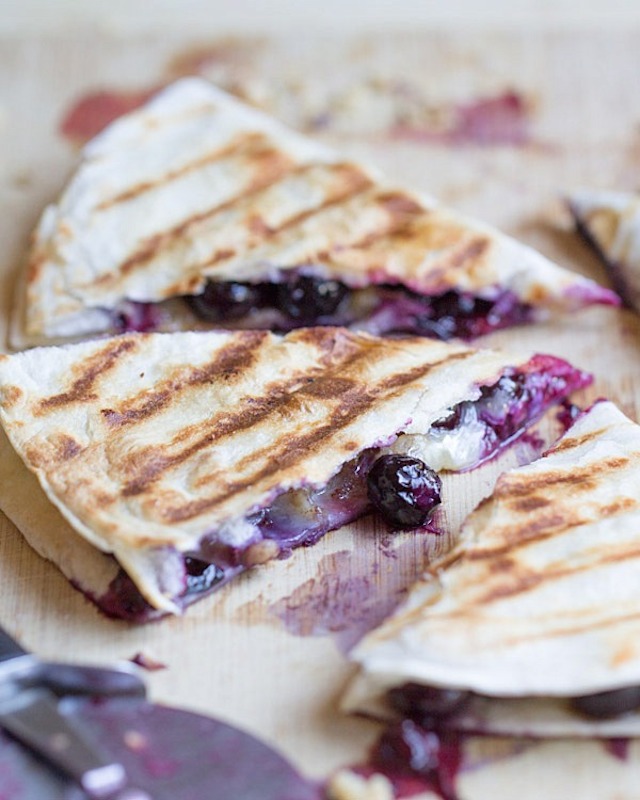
top-left (3, 328), bottom-right (515, 554)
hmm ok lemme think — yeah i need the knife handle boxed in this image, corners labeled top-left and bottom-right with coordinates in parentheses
top-left (0, 687), bottom-right (149, 799)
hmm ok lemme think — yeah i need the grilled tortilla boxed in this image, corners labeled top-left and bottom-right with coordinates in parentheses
top-left (14, 77), bottom-right (618, 349)
top-left (569, 189), bottom-right (640, 313)
top-left (0, 328), bottom-right (588, 621)
top-left (344, 400), bottom-right (640, 736)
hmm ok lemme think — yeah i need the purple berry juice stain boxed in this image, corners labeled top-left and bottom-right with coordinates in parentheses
top-left (268, 527), bottom-right (443, 652)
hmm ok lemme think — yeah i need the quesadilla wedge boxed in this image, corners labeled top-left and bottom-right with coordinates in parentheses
top-left (344, 400), bottom-right (640, 738)
top-left (14, 77), bottom-right (618, 350)
top-left (569, 189), bottom-right (640, 313)
top-left (0, 328), bottom-right (589, 621)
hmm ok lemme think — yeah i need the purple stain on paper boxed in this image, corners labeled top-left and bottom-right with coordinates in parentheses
top-left (603, 738), bottom-right (630, 762)
top-left (269, 528), bottom-right (443, 652)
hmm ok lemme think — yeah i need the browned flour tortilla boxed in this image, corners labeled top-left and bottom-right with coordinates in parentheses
top-left (0, 328), bottom-right (588, 621)
top-left (344, 401), bottom-right (640, 737)
top-left (569, 189), bottom-right (640, 313)
top-left (13, 78), bottom-right (617, 349)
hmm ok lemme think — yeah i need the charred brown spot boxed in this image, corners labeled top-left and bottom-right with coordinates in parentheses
top-left (247, 215), bottom-right (272, 237)
top-left (54, 434), bottom-right (82, 461)
top-left (508, 494), bottom-right (551, 513)
top-left (158, 349), bottom-right (473, 522)
top-left (102, 331), bottom-right (267, 428)
top-left (600, 497), bottom-right (639, 516)
top-left (96, 133), bottom-right (270, 209)
top-left (258, 165), bottom-right (373, 238)
top-left (551, 426), bottom-right (609, 453)
top-left (1, 385), bottom-right (23, 408)
top-left (27, 254), bottom-right (45, 285)
top-left (38, 338), bottom-right (138, 411)
top-left (301, 377), bottom-right (355, 398)
top-left (467, 512), bottom-right (579, 561)
top-left (498, 457), bottom-right (632, 499)
top-left (377, 192), bottom-right (424, 217)
top-left (442, 236), bottom-right (490, 275)
top-left (198, 249), bottom-right (236, 270)
top-left (113, 144), bottom-right (297, 278)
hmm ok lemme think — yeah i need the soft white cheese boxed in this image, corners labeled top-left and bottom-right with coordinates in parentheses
top-left (382, 406), bottom-right (486, 472)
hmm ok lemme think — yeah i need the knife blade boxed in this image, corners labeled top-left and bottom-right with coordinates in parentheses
top-left (0, 624), bottom-right (151, 800)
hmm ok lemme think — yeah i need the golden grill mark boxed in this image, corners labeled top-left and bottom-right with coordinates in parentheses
top-left (159, 350), bottom-right (473, 522)
top-left (192, 165), bottom-right (375, 275)
top-left (101, 331), bottom-right (268, 428)
top-left (377, 192), bottom-right (424, 217)
top-left (96, 133), bottom-right (270, 210)
top-left (342, 193), bottom-right (428, 252)
top-left (550, 426), bottom-right (609, 454)
top-left (469, 541), bottom-right (640, 607)
top-left (259, 170), bottom-right (374, 237)
top-left (495, 456), bottom-right (632, 499)
top-left (439, 236), bottom-right (490, 275)
top-left (193, 168), bottom-right (375, 273)
top-left (499, 609), bottom-right (640, 647)
top-left (118, 333), bottom-right (387, 497)
top-left (509, 494), bottom-right (551, 513)
top-left (38, 338), bottom-right (137, 411)
top-left (112, 146), bottom-right (298, 278)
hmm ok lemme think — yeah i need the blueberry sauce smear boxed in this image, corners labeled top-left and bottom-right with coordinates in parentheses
top-left (367, 456), bottom-right (442, 529)
top-left (368, 720), bottom-right (463, 800)
top-left (184, 276), bottom-right (533, 340)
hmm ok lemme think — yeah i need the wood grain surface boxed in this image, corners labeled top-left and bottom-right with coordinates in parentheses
top-left (1, 29), bottom-right (639, 797)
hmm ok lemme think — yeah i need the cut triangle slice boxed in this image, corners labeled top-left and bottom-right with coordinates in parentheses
top-left (569, 188), bottom-right (640, 313)
top-left (14, 78), bottom-right (618, 349)
top-left (0, 328), bottom-right (589, 621)
top-left (344, 400), bottom-right (640, 737)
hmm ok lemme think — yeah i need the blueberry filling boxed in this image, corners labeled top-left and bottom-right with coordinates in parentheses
top-left (183, 556), bottom-right (225, 596)
top-left (388, 681), bottom-right (640, 729)
top-left (571, 687), bottom-right (640, 719)
top-left (367, 456), bottom-right (442, 529)
top-left (179, 276), bottom-right (533, 340)
top-left (276, 275), bottom-right (349, 322)
top-left (115, 301), bottom-right (164, 333)
top-left (387, 683), bottom-right (471, 725)
top-left (94, 357), bottom-right (588, 621)
top-left (188, 282), bottom-right (269, 322)
top-left (373, 719), bottom-right (442, 777)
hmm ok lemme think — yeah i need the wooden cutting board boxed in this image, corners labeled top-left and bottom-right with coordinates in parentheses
top-left (1, 29), bottom-right (639, 798)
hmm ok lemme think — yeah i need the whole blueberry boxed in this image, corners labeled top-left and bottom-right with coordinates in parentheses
top-left (387, 682), bottom-right (471, 723)
top-left (276, 275), bottom-right (348, 321)
top-left (189, 281), bottom-right (263, 321)
top-left (367, 455), bottom-right (442, 529)
top-left (571, 686), bottom-right (640, 719)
